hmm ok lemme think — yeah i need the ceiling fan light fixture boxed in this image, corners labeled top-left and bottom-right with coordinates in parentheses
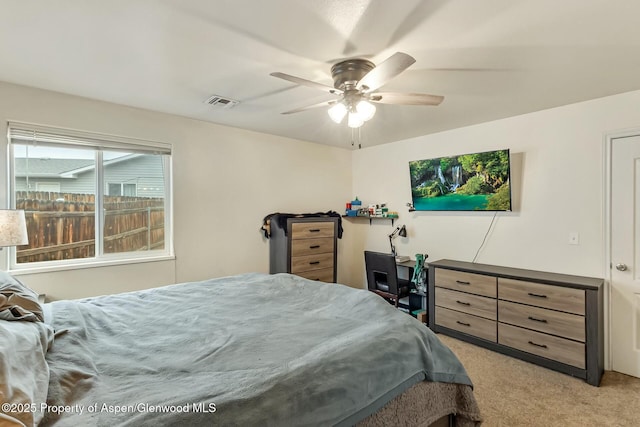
top-left (356, 100), bottom-right (376, 122)
top-left (327, 102), bottom-right (348, 124)
top-left (271, 52), bottom-right (444, 136)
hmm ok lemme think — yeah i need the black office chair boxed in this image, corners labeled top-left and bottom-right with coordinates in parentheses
top-left (364, 251), bottom-right (411, 307)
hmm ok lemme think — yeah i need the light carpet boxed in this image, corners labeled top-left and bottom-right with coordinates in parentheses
top-left (439, 334), bottom-right (640, 427)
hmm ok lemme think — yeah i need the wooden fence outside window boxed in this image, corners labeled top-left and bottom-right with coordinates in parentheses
top-left (15, 191), bottom-right (165, 264)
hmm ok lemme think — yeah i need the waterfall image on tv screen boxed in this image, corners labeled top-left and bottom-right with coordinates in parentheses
top-left (409, 149), bottom-right (512, 211)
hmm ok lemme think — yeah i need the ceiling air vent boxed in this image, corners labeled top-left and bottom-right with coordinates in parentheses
top-left (204, 95), bottom-right (239, 109)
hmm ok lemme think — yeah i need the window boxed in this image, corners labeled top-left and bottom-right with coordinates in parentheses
top-left (36, 182), bottom-right (61, 192)
top-left (108, 183), bottom-right (137, 196)
top-left (8, 123), bottom-right (172, 269)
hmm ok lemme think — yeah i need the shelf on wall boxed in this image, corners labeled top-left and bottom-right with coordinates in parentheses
top-left (342, 215), bottom-right (398, 226)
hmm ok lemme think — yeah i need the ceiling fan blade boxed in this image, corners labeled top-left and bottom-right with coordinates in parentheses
top-left (270, 72), bottom-right (341, 94)
top-left (281, 99), bottom-right (336, 115)
top-left (356, 52), bottom-right (416, 92)
top-left (370, 92), bottom-right (444, 106)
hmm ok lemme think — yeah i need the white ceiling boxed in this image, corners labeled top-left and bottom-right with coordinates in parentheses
top-left (1, 0), bottom-right (639, 149)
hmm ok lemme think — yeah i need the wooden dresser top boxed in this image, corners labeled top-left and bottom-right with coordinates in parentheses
top-left (429, 259), bottom-right (604, 290)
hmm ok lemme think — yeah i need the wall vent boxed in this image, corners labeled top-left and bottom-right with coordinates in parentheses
top-left (204, 95), bottom-right (239, 109)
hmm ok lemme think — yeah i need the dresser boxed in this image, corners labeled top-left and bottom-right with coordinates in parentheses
top-left (428, 259), bottom-right (604, 386)
top-left (268, 215), bottom-right (339, 283)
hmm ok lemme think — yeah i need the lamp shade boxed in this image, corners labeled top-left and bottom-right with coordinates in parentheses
top-left (356, 100), bottom-right (376, 121)
top-left (327, 102), bottom-right (348, 123)
top-left (0, 210), bottom-right (28, 247)
top-left (347, 112), bottom-right (364, 128)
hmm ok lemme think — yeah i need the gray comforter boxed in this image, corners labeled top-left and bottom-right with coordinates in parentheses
top-left (42, 273), bottom-right (473, 426)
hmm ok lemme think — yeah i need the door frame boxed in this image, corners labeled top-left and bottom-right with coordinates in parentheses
top-left (604, 126), bottom-right (640, 371)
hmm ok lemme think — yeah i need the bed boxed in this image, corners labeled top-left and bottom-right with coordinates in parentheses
top-left (0, 271), bottom-right (481, 426)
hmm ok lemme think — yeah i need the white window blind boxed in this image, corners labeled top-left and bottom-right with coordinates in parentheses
top-left (8, 122), bottom-right (171, 155)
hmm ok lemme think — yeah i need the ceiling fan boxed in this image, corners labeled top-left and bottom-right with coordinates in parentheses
top-left (270, 52), bottom-right (444, 128)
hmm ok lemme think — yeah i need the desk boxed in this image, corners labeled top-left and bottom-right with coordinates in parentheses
top-left (396, 259), bottom-right (428, 326)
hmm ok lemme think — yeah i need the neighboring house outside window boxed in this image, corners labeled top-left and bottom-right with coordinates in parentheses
top-left (8, 123), bottom-right (173, 269)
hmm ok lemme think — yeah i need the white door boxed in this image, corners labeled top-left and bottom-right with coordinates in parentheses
top-left (611, 134), bottom-right (640, 378)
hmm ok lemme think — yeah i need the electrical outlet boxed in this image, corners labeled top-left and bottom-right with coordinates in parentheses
top-left (568, 232), bottom-right (580, 245)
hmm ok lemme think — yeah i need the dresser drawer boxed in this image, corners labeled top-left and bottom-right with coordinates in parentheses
top-left (290, 252), bottom-right (334, 273)
top-left (296, 267), bottom-right (334, 283)
top-left (498, 300), bottom-right (585, 342)
top-left (435, 269), bottom-right (497, 298)
top-left (499, 278), bottom-right (585, 315)
top-left (499, 323), bottom-right (585, 369)
top-left (436, 307), bottom-right (497, 342)
top-left (291, 222), bottom-right (335, 239)
top-left (436, 288), bottom-right (497, 320)
top-left (291, 237), bottom-right (334, 257)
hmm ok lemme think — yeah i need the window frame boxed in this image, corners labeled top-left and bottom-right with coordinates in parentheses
top-left (7, 122), bottom-right (174, 273)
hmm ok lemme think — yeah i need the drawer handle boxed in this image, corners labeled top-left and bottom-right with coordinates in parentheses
top-left (528, 316), bottom-right (548, 323)
top-left (455, 280), bottom-right (471, 285)
top-left (309, 261), bottom-right (320, 265)
top-left (309, 245), bottom-right (321, 249)
top-left (456, 300), bottom-right (471, 306)
top-left (456, 321), bottom-right (471, 327)
top-left (309, 229), bottom-right (321, 232)
top-left (528, 340), bottom-right (548, 349)
top-left (527, 292), bottom-right (548, 299)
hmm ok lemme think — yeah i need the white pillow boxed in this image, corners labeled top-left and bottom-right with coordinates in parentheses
top-left (0, 320), bottom-right (54, 426)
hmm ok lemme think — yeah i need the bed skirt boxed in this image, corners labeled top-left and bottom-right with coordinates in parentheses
top-left (358, 380), bottom-right (482, 426)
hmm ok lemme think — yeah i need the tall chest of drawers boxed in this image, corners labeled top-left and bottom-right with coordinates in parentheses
top-left (428, 259), bottom-right (604, 386)
top-left (269, 215), bottom-right (339, 283)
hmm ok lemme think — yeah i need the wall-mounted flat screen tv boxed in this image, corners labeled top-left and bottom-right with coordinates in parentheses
top-left (409, 148), bottom-right (512, 211)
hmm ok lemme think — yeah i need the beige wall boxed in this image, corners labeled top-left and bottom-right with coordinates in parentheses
top-left (350, 89), bottom-right (640, 288)
top-left (4, 79), bottom-right (639, 302)
top-left (0, 81), bottom-right (354, 300)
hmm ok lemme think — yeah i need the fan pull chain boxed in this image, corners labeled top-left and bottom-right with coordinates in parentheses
top-left (350, 127), bottom-right (363, 149)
